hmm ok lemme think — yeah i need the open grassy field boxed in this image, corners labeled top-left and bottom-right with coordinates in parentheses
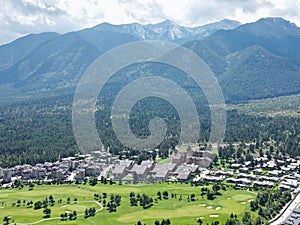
top-left (0, 183), bottom-right (257, 225)
top-left (228, 94), bottom-right (300, 117)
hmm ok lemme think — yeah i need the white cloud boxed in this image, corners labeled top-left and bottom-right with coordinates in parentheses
top-left (0, 0), bottom-right (300, 45)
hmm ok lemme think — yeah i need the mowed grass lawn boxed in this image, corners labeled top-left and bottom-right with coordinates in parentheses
top-left (0, 183), bottom-right (257, 225)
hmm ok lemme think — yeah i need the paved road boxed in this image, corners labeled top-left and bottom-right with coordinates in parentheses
top-left (270, 192), bottom-right (300, 225)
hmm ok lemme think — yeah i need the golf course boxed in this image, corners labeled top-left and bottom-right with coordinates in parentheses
top-left (0, 182), bottom-right (257, 225)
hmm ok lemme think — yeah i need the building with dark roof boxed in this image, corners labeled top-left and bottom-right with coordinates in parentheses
top-left (284, 208), bottom-right (300, 225)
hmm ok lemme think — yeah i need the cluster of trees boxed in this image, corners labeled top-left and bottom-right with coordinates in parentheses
top-left (89, 176), bottom-right (98, 186)
top-left (154, 219), bottom-right (171, 225)
top-left (242, 211), bottom-right (263, 225)
top-left (2, 216), bottom-right (12, 225)
top-left (130, 192), bottom-right (154, 209)
top-left (218, 138), bottom-right (298, 167)
top-left (220, 211), bottom-right (263, 225)
top-left (84, 207), bottom-right (96, 218)
top-left (135, 218), bottom-right (171, 225)
top-left (60, 211), bottom-right (77, 221)
top-left (106, 193), bottom-right (121, 213)
top-left (250, 190), bottom-right (291, 219)
top-left (224, 214), bottom-right (240, 225)
top-left (93, 193), bottom-right (101, 201)
top-left (157, 191), bottom-right (169, 200)
top-left (219, 190), bottom-right (292, 225)
top-left (33, 195), bottom-right (55, 210)
top-left (0, 96), bottom-right (77, 168)
top-left (10, 194), bottom-right (83, 220)
top-left (43, 208), bottom-right (51, 218)
top-left (200, 185), bottom-right (224, 200)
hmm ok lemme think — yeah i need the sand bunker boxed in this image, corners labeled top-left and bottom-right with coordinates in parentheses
top-left (207, 206), bottom-right (213, 209)
top-left (210, 215), bottom-right (219, 217)
top-left (216, 207), bottom-right (221, 210)
top-left (241, 202), bottom-right (246, 204)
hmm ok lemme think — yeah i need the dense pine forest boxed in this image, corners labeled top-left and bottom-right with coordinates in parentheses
top-left (0, 93), bottom-right (299, 168)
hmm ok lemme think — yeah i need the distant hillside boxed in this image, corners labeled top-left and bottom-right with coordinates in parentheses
top-left (186, 17), bottom-right (300, 101)
top-left (0, 17), bottom-right (299, 102)
top-left (0, 32), bottom-right (59, 71)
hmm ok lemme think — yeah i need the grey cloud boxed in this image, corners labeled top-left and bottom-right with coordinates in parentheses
top-left (3, 0), bottom-right (66, 18)
top-left (271, 1), bottom-right (300, 19)
top-left (185, 0), bottom-right (274, 25)
top-left (0, 0), bottom-right (79, 44)
top-left (122, 0), bottom-right (166, 24)
top-left (221, 0), bottom-right (273, 13)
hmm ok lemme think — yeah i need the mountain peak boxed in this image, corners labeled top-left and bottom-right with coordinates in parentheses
top-left (258, 17), bottom-right (291, 24)
top-left (218, 19), bottom-right (241, 25)
top-left (237, 17), bottom-right (300, 38)
top-left (199, 19), bottom-right (241, 31)
top-left (154, 19), bottom-right (179, 27)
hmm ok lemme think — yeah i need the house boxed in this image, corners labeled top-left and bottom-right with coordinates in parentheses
top-left (284, 208), bottom-right (300, 225)
top-left (32, 167), bottom-right (47, 178)
top-left (215, 170), bottom-right (234, 177)
top-left (230, 163), bottom-right (241, 169)
top-left (253, 181), bottom-right (274, 188)
top-left (244, 161), bottom-right (252, 167)
top-left (61, 159), bottom-right (73, 170)
top-left (177, 169), bottom-right (192, 181)
top-left (253, 169), bottom-right (263, 175)
top-left (174, 164), bottom-right (199, 181)
top-left (258, 176), bottom-right (280, 182)
top-left (237, 173), bottom-right (257, 180)
top-left (279, 184), bottom-right (292, 190)
top-left (226, 178), bottom-right (251, 185)
top-left (255, 157), bottom-right (269, 162)
top-left (141, 160), bottom-right (155, 170)
top-left (186, 150), bottom-right (213, 167)
top-left (43, 162), bottom-right (53, 172)
top-left (128, 164), bottom-right (149, 181)
top-left (203, 175), bottom-right (224, 182)
top-left (239, 167), bottom-right (249, 172)
top-left (281, 166), bottom-right (292, 172)
top-left (171, 152), bottom-right (187, 165)
top-left (51, 167), bottom-right (65, 180)
top-left (281, 179), bottom-right (298, 188)
top-left (112, 165), bottom-right (129, 180)
top-left (111, 160), bottom-right (133, 180)
top-left (268, 170), bottom-right (283, 177)
top-left (85, 165), bottom-right (101, 176)
top-left (150, 163), bottom-right (177, 181)
top-left (262, 160), bottom-right (277, 169)
top-left (22, 169), bottom-right (32, 181)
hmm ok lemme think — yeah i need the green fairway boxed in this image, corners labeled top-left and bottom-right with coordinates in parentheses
top-left (0, 183), bottom-right (257, 225)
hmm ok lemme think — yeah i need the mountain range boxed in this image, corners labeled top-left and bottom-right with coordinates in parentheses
top-left (0, 17), bottom-right (299, 102)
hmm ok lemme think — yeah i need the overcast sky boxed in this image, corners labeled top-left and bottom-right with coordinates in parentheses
top-left (1, 0), bottom-right (300, 45)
